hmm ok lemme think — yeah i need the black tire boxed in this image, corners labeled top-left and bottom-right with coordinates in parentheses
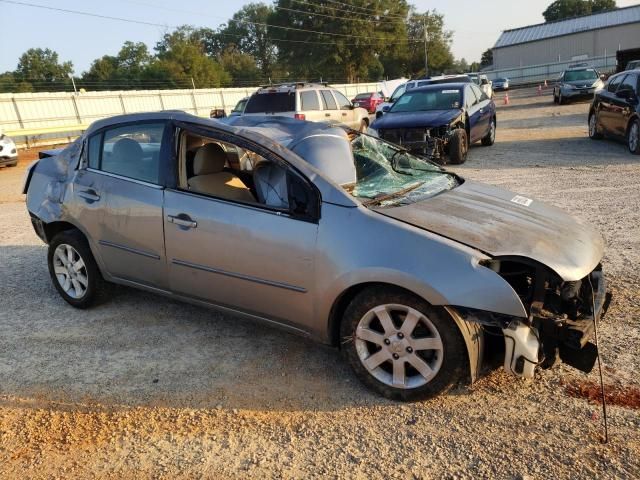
top-left (448, 128), bottom-right (468, 164)
top-left (481, 117), bottom-right (496, 146)
top-left (340, 286), bottom-right (468, 401)
top-left (628, 119), bottom-right (640, 155)
top-left (47, 229), bottom-right (107, 308)
top-left (558, 92), bottom-right (565, 105)
top-left (588, 111), bottom-right (603, 140)
top-left (7, 161), bottom-right (18, 167)
top-left (553, 90), bottom-right (558, 104)
top-left (359, 118), bottom-right (369, 133)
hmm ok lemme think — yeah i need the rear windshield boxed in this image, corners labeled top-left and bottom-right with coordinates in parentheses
top-left (564, 69), bottom-right (598, 82)
top-left (245, 92), bottom-right (295, 113)
top-left (390, 88), bottom-right (462, 112)
top-left (354, 93), bottom-right (372, 99)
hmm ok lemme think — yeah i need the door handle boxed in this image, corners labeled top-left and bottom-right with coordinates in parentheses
top-left (167, 214), bottom-right (197, 229)
top-left (77, 189), bottom-right (100, 202)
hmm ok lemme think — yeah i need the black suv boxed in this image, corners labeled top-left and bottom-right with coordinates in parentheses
top-left (589, 69), bottom-right (640, 154)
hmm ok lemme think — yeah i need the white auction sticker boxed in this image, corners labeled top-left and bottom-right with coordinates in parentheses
top-left (511, 195), bottom-right (533, 207)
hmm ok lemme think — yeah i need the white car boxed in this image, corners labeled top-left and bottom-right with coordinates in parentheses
top-left (0, 130), bottom-right (18, 168)
top-left (467, 73), bottom-right (493, 99)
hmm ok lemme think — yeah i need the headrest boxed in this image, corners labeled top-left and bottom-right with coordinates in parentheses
top-left (112, 138), bottom-right (143, 162)
top-left (193, 143), bottom-right (227, 175)
top-left (186, 135), bottom-right (205, 151)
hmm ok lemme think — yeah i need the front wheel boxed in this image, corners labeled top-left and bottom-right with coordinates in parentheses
top-left (589, 112), bottom-right (603, 140)
top-left (341, 287), bottom-right (468, 401)
top-left (481, 118), bottom-right (496, 146)
top-left (6, 161), bottom-right (18, 167)
top-left (629, 119), bottom-right (640, 155)
top-left (48, 230), bottom-right (106, 308)
top-left (359, 119), bottom-right (369, 133)
top-left (448, 128), bottom-right (468, 164)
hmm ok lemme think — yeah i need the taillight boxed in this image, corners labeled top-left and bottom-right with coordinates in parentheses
top-left (294, 113), bottom-right (306, 120)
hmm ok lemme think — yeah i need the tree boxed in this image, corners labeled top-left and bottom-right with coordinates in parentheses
top-left (216, 3), bottom-right (278, 77)
top-left (218, 47), bottom-right (262, 85)
top-left (82, 42), bottom-right (152, 89)
top-left (480, 49), bottom-right (493, 68)
top-left (14, 48), bottom-right (73, 90)
top-left (403, 10), bottom-right (454, 77)
top-left (543, 0), bottom-right (617, 22)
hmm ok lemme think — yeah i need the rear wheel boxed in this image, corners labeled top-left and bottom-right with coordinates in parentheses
top-left (589, 111), bottom-right (603, 140)
top-left (48, 230), bottom-right (107, 308)
top-left (341, 287), bottom-right (467, 401)
top-left (481, 118), bottom-right (496, 146)
top-left (448, 128), bottom-right (468, 164)
top-left (359, 118), bottom-right (369, 133)
top-left (629, 119), bottom-right (640, 155)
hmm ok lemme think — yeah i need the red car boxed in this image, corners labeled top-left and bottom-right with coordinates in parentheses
top-left (351, 92), bottom-right (384, 114)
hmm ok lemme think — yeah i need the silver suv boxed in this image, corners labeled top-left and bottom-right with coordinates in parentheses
top-left (243, 83), bottom-right (370, 131)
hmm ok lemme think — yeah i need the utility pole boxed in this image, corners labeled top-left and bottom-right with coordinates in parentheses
top-left (68, 73), bottom-right (78, 95)
top-left (423, 13), bottom-right (429, 77)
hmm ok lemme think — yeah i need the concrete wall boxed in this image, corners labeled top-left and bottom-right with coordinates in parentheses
top-left (493, 23), bottom-right (640, 69)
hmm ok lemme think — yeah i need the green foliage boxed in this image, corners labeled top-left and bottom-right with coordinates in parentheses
top-left (9, 48), bottom-right (74, 91)
top-left (543, 0), bottom-right (617, 22)
top-left (480, 49), bottom-right (493, 68)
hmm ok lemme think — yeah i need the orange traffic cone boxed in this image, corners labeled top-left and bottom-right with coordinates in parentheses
top-left (537, 85), bottom-right (542, 95)
top-left (504, 93), bottom-right (510, 105)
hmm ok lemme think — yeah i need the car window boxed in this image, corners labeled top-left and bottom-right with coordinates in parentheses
top-left (390, 84), bottom-right (406, 101)
top-left (618, 74), bottom-right (636, 94)
top-left (464, 86), bottom-right (478, 108)
top-left (300, 91), bottom-right (320, 111)
top-left (320, 90), bottom-right (338, 110)
top-left (333, 90), bottom-right (352, 110)
top-left (178, 130), bottom-right (318, 219)
top-left (564, 69), bottom-right (598, 82)
top-left (245, 92), bottom-right (295, 113)
top-left (471, 84), bottom-right (486, 102)
top-left (607, 74), bottom-right (625, 93)
top-left (90, 122), bottom-right (165, 184)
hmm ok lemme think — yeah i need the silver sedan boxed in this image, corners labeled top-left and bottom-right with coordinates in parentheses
top-left (24, 112), bottom-right (609, 400)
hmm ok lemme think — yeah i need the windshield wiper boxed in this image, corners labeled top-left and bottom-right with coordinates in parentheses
top-left (363, 182), bottom-right (426, 207)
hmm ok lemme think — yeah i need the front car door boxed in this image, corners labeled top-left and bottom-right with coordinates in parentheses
top-left (74, 121), bottom-right (170, 289)
top-left (464, 85), bottom-right (483, 143)
top-left (598, 73), bottom-right (625, 135)
top-left (163, 123), bottom-right (320, 332)
top-left (471, 84), bottom-right (491, 136)
top-left (611, 73), bottom-right (638, 137)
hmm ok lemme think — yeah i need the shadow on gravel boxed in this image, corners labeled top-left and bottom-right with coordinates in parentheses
top-left (2, 245), bottom-right (462, 412)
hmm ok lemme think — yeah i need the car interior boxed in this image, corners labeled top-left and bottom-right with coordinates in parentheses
top-left (178, 131), bottom-right (291, 211)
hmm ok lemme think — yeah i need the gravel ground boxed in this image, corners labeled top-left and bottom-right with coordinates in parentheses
top-left (1, 89), bottom-right (639, 479)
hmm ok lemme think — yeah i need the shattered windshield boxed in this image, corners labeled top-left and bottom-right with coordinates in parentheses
top-left (345, 133), bottom-right (458, 207)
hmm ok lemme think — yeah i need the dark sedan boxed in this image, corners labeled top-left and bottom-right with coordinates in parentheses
top-left (588, 69), bottom-right (640, 154)
top-left (370, 83), bottom-right (496, 164)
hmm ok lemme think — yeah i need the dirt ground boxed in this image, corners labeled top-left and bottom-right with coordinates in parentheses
top-left (1, 89), bottom-right (639, 479)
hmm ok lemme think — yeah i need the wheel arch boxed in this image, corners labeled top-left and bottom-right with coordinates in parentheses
top-left (328, 282), bottom-right (485, 383)
top-left (42, 220), bottom-right (83, 244)
top-left (626, 113), bottom-right (640, 135)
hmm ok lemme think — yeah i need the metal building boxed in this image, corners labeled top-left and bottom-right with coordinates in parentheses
top-left (493, 4), bottom-right (640, 69)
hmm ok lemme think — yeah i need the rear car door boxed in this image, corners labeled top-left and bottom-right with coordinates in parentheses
top-left (77, 121), bottom-right (169, 289)
top-left (163, 123), bottom-right (319, 332)
top-left (298, 90), bottom-right (324, 122)
top-left (320, 89), bottom-right (340, 123)
top-left (611, 73), bottom-right (638, 137)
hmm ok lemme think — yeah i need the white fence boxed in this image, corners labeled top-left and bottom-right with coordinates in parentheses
top-left (482, 54), bottom-right (618, 85)
top-left (0, 82), bottom-right (379, 146)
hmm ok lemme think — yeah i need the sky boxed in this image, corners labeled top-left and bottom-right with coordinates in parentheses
top-left (2, 0), bottom-right (638, 73)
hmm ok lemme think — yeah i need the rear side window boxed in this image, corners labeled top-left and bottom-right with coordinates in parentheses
top-left (299, 91), bottom-right (320, 111)
top-left (618, 74), bottom-right (636, 94)
top-left (607, 74), bottom-right (624, 93)
top-left (91, 122), bottom-right (165, 184)
top-left (320, 90), bottom-right (338, 110)
top-left (245, 92), bottom-right (295, 113)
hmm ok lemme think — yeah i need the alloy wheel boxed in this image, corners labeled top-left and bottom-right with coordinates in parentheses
top-left (354, 304), bottom-right (444, 389)
top-left (589, 114), bottom-right (597, 137)
top-left (53, 244), bottom-right (89, 299)
top-left (489, 120), bottom-right (496, 142)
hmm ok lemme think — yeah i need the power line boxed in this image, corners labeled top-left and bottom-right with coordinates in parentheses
top-left (289, 0), bottom-right (407, 20)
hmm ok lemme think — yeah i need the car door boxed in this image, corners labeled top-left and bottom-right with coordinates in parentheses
top-left (611, 73), bottom-right (638, 137)
top-left (464, 85), bottom-right (483, 143)
top-left (76, 121), bottom-right (170, 289)
top-left (598, 74), bottom-right (624, 134)
top-left (332, 90), bottom-right (359, 128)
top-left (471, 84), bottom-right (491, 136)
top-left (163, 123), bottom-right (319, 332)
top-left (319, 89), bottom-right (340, 123)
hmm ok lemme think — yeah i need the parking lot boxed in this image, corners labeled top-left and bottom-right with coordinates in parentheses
top-left (1, 88), bottom-right (639, 478)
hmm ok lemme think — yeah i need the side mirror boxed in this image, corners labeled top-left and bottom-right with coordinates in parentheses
top-left (382, 106), bottom-right (391, 113)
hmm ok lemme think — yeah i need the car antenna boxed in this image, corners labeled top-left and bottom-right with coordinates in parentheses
top-left (588, 275), bottom-right (609, 444)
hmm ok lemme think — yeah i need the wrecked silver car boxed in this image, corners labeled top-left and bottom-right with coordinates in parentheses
top-left (23, 112), bottom-right (609, 400)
